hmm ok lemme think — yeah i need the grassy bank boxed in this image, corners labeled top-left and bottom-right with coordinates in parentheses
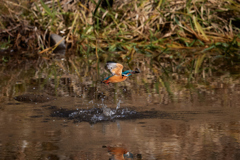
top-left (0, 0), bottom-right (240, 57)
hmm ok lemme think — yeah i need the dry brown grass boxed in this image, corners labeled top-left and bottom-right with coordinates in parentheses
top-left (0, 0), bottom-right (239, 55)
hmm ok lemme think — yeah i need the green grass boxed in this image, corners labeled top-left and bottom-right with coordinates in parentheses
top-left (0, 0), bottom-right (239, 68)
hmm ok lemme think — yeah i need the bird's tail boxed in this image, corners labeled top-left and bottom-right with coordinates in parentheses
top-left (102, 79), bottom-right (109, 84)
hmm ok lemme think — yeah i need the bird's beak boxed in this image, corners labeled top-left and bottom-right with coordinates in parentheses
top-left (133, 68), bottom-right (141, 73)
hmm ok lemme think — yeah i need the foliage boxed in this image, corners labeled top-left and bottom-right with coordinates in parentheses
top-left (0, 0), bottom-right (239, 70)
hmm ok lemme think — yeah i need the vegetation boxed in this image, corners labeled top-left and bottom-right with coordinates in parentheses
top-left (1, 51), bottom-right (239, 104)
top-left (0, 0), bottom-right (239, 52)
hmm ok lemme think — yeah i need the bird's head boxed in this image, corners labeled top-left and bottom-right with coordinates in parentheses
top-left (124, 152), bottom-right (134, 159)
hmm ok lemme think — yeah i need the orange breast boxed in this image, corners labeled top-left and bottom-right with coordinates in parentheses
top-left (108, 75), bottom-right (128, 83)
top-left (107, 146), bottom-right (128, 160)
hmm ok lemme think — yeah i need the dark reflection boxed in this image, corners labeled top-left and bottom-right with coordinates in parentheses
top-left (42, 142), bottom-right (59, 151)
top-left (195, 136), bottom-right (240, 160)
top-left (219, 136), bottom-right (240, 160)
top-left (50, 106), bottom-right (228, 124)
top-left (39, 154), bottom-right (59, 160)
top-left (14, 93), bottom-right (55, 103)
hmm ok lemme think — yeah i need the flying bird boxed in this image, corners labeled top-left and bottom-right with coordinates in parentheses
top-left (102, 62), bottom-right (140, 84)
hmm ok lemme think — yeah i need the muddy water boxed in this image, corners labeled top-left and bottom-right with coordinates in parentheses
top-left (1, 54), bottom-right (240, 160)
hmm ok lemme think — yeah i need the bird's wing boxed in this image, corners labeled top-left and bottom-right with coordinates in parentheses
top-left (106, 62), bottom-right (123, 76)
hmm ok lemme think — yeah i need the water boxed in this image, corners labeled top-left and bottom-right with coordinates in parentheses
top-left (1, 52), bottom-right (240, 159)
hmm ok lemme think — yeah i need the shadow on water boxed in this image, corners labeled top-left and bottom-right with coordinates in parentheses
top-left (50, 107), bottom-right (226, 124)
top-left (1, 49), bottom-right (240, 159)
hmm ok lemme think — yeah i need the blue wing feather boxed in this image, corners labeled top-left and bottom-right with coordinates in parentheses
top-left (104, 75), bottom-right (112, 80)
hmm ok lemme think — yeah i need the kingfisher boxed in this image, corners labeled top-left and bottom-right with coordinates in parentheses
top-left (102, 62), bottom-right (140, 84)
top-left (103, 146), bottom-right (133, 160)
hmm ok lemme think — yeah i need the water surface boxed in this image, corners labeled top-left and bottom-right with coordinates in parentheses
top-left (1, 51), bottom-right (240, 160)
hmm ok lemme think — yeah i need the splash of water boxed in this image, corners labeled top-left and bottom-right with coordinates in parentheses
top-left (116, 100), bottom-right (122, 109)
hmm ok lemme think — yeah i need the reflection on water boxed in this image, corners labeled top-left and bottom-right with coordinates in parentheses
top-left (1, 51), bottom-right (240, 159)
